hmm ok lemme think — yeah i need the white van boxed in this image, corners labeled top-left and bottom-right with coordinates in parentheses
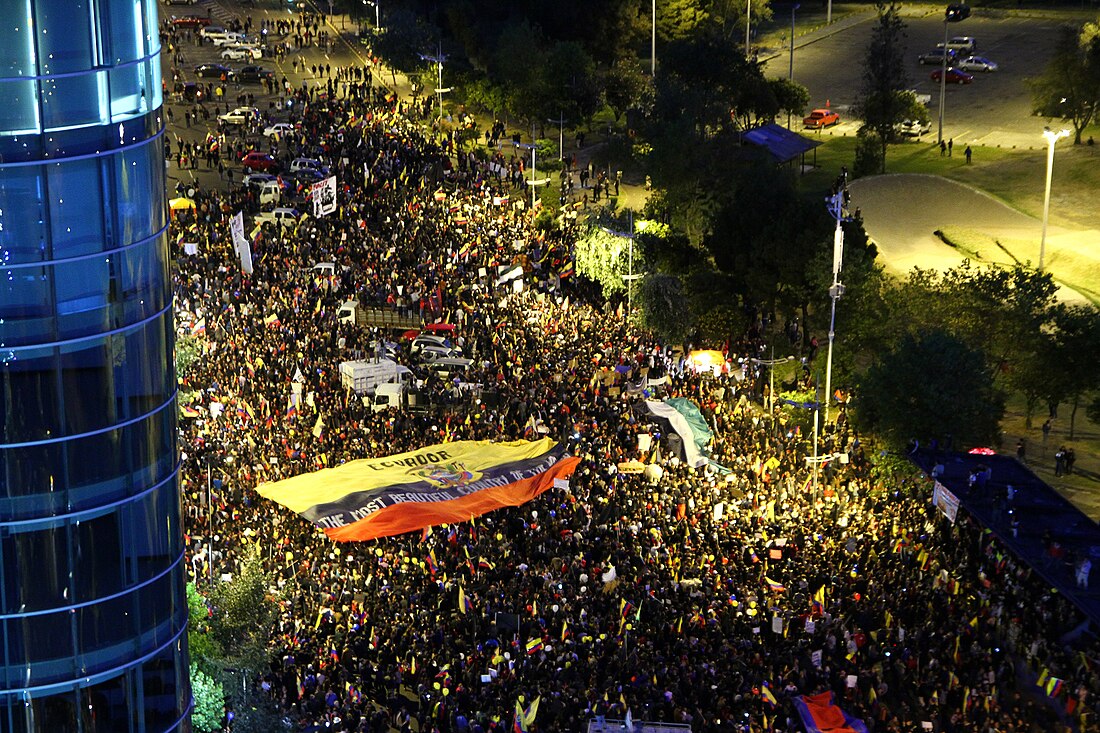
top-left (258, 181), bottom-right (281, 205)
top-left (939, 36), bottom-right (977, 53)
top-left (426, 357), bottom-right (473, 380)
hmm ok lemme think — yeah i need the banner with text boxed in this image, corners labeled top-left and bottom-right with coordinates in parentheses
top-left (257, 438), bottom-right (579, 541)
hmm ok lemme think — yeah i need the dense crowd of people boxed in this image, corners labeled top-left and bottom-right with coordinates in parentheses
top-left (167, 42), bottom-right (1100, 733)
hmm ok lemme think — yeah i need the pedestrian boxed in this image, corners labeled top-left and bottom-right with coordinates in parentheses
top-left (1055, 446), bottom-right (1066, 476)
top-left (940, 140), bottom-right (947, 156)
top-left (964, 145), bottom-right (972, 164)
top-left (948, 138), bottom-right (953, 156)
top-left (1042, 419), bottom-right (1051, 445)
top-left (1066, 447), bottom-right (1076, 475)
top-left (1016, 438), bottom-right (1026, 463)
top-left (1077, 556), bottom-right (1091, 589)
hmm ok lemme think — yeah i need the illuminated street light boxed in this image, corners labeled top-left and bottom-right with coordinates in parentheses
top-left (1039, 127), bottom-right (1070, 271)
top-left (937, 4), bottom-right (968, 145)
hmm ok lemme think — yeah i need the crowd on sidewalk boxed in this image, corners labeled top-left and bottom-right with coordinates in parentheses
top-left (170, 57), bottom-right (1100, 733)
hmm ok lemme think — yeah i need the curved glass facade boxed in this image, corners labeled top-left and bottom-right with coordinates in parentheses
top-left (0, 0), bottom-right (191, 730)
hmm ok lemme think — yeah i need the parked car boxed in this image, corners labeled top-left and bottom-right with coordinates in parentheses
top-left (939, 36), bottom-right (977, 53)
top-left (238, 66), bottom-right (275, 83)
top-left (263, 122), bottom-right (295, 137)
top-left (803, 109), bottom-right (840, 129)
top-left (240, 151), bottom-right (279, 173)
top-left (931, 67), bottom-right (974, 84)
top-left (288, 168), bottom-right (325, 186)
top-left (221, 45), bottom-right (262, 61)
top-left (194, 63), bottom-right (234, 79)
top-left (290, 157), bottom-right (326, 173)
top-left (253, 208), bottom-right (300, 229)
top-left (897, 119), bottom-right (932, 137)
top-left (217, 106), bottom-right (260, 126)
top-left (171, 15), bottom-right (211, 28)
top-left (956, 55), bottom-right (998, 72)
top-left (945, 3), bottom-right (971, 21)
top-left (211, 33), bottom-right (248, 47)
top-left (918, 48), bottom-right (956, 65)
top-left (165, 0), bottom-right (198, 4)
top-left (199, 26), bottom-right (228, 38)
top-left (242, 172), bottom-right (277, 190)
top-left (179, 82), bottom-right (205, 103)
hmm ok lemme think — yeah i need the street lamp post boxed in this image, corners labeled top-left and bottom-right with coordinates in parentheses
top-left (600, 210), bottom-right (640, 312)
top-left (419, 50), bottom-right (448, 123)
top-left (788, 3), bottom-right (800, 129)
top-left (652, 0), bottom-right (657, 76)
top-left (548, 112), bottom-right (567, 161)
top-left (364, 0), bottom-right (379, 28)
top-left (750, 350), bottom-right (795, 413)
top-left (937, 5), bottom-right (967, 145)
top-left (745, 0), bottom-right (752, 57)
top-left (823, 180), bottom-right (849, 425)
top-left (1039, 127), bottom-right (1070, 271)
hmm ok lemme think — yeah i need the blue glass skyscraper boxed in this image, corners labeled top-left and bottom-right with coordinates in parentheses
top-left (0, 0), bottom-right (191, 730)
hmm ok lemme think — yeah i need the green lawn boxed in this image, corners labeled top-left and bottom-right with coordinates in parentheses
top-left (803, 134), bottom-right (1100, 231)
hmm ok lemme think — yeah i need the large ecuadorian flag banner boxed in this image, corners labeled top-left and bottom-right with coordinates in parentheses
top-left (257, 438), bottom-right (580, 542)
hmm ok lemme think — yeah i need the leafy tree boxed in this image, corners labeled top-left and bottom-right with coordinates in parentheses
top-left (852, 127), bottom-right (883, 178)
top-left (705, 0), bottom-right (774, 45)
top-left (574, 221), bottom-right (644, 298)
top-left (1045, 304), bottom-right (1100, 438)
top-left (1028, 25), bottom-right (1100, 144)
top-left (208, 552), bottom-right (278, 674)
top-left (175, 334), bottom-right (203, 381)
top-left (605, 55), bottom-right (654, 121)
top-left (636, 273), bottom-right (692, 342)
top-left (191, 664), bottom-right (226, 733)
top-left (371, 8), bottom-right (436, 89)
top-left (854, 330), bottom-right (1005, 449)
top-left (853, 2), bottom-right (909, 171)
top-left (541, 41), bottom-right (603, 128)
top-left (769, 78), bottom-right (811, 121)
top-left (187, 582), bottom-right (221, 673)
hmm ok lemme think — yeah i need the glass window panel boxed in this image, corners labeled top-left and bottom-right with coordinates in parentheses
top-left (0, 441), bottom-right (65, 507)
top-left (4, 522), bottom-right (70, 612)
top-left (39, 72), bottom-right (108, 131)
top-left (46, 158), bottom-right (105, 258)
top-left (32, 689), bottom-right (78, 731)
top-left (78, 591), bottom-right (137, 676)
top-left (141, 644), bottom-right (182, 729)
top-left (65, 426), bottom-right (128, 504)
top-left (118, 319), bottom-right (171, 418)
top-left (0, 164), bottom-right (48, 264)
top-left (0, 78), bottom-right (40, 135)
top-left (59, 339), bottom-right (115, 434)
top-left (55, 259), bottom-right (112, 340)
top-left (19, 609), bottom-right (76, 683)
top-left (34, 0), bottom-right (94, 75)
top-left (119, 237), bottom-right (166, 323)
top-left (0, 0), bottom-right (36, 76)
top-left (81, 671), bottom-right (132, 733)
top-left (106, 0), bottom-right (146, 65)
top-left (73, 509), bottom-right (123, 601)
top-left (128, 399), bottom-right (176, 491)
top-left (125, 478), bottom-right (183, 583)
top-left (0, 345), bottom-right (59, 442)
top-left (109, 61), bottom-right (149, 121)
top-left (113, 142), bottom-right (164, 245)
top-left (0, 264), bottom-right (52, 348)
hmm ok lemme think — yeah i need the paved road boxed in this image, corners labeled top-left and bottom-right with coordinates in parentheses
top-left (762, 7), bottom-right (1078, 150)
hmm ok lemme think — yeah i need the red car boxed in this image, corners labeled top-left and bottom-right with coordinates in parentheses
top-left (240, 152), bottom-right (279, 173)
top-left (931, 67), bottom-right (974, 84)
top-left (171, 15), bottom-right (212, 28)
top-left (803, 109), bottom-right (840, 129)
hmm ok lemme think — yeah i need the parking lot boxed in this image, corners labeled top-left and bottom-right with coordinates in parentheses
top-left (764, 10), bottom-right (1075, 150)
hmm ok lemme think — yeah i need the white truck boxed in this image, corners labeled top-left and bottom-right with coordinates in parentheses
top-left (372, 383), bottom-right (432, 413)
top-left (339, 359), bottom-right (412, 395)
